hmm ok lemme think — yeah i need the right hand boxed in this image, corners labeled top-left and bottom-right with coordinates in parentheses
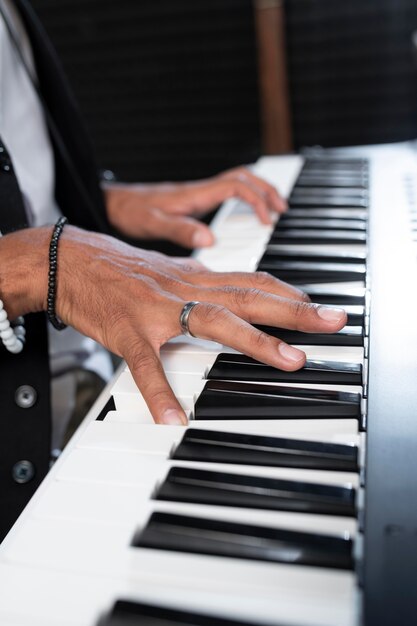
top-left (1, 226), bottom-right (347, 425)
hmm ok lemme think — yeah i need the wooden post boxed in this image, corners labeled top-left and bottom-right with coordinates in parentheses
top-left (254, 0), bottom-right (293, 154)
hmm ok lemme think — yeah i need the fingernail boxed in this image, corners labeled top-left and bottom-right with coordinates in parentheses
top-left (192, 230), bottom-right (213, 248)
top-left (160, 409), bottom-right (187, 425)
top-left (316, 306), bottom-right (346, 323)
top-left (278, 342), bottom-right (305, 363)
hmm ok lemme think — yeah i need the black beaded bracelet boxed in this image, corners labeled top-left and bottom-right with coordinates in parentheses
top-left (47, 216), bottom-right (68, 331)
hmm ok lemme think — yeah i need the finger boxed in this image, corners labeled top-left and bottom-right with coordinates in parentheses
top-left (192, 179), bottom-right (273, 225)
top-left (227, 179), bottom-right (272, 224)
top-left (186, 289), bottom-right (346, 333)
top-left (180, 269), bottom-right (310, 303)
top-left (124, 340), bottom-right (188, 425)
top-left (187, 302), bottom-right (306, 371)
top-left (223, 167), bottom-right (287, 213)
top-left (237, 169), bottom-right (288, 213)
top-left (151, 210), bottom-right (214, 248)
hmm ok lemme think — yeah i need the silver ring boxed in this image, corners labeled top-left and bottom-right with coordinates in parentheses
top-left (179, 301), bottom-right (200, 338)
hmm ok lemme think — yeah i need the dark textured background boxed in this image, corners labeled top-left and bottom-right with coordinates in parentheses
top-left (31, 0), bottom-right (260, 182)
top-left (31, 0), bottom-right (417, 182)
top-left (285, 0), bottom-right (417, 148)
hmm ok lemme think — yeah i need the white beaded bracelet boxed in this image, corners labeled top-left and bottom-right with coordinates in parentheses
top-left (0, 300), bottom-right (25, 353)
top-left (0, 231), bottom-right (25, 354)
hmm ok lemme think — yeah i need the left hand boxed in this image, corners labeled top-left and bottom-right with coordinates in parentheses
top-left (104, 166), bottom-right (287, 248)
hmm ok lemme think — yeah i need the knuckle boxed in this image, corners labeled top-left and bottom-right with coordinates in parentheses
top-left (128, 349), bottom-right (158, 376)
top-left (250, 329), bottom-right (269, 350)
top-left (197, 303), bottom-right (229, 326)
top-left (291, 300), bottom-right (313, 327)
top-left (147, 386), bottom-right (170, 406)
top-left (252, 271), bottom-right (273, 289)
top-left (221, 286), bottom-right (258, 308)
top-left (299, 290), bottom-right (311, 303)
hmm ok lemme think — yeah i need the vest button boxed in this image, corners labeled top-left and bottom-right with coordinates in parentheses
top-left (12, 461), bottom-right (35, 484)
top-left (15, 385), bottom-right (37, 409)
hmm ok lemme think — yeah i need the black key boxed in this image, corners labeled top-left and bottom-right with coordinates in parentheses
top-left (276, 218), bottom-right (366, 231)
top-left (340, 305), bottom-right (365, 326)
top-left (290, 187), bottom-right (367, 198)
top-left (194, 380), bottom-right (361, 420)
top-left (278, 208), bottom-right (367, 219)
top-left (289, 197), bottom-right (368, 208)
top-left (262, 247), bottom-right (366, 264)
top-left (172, 428), bottom-right (359, 472)
top-left (299, 169), bottom-right (367, 178)
top-left (99, 599), bottom-right (272, 626)
top-left (296, 176), bottom-right (367, 189)
top-left (257, 260), bottom-right (366, 283)
top-left (305, 287), bottom-right (366, 305)
top-left (133, 512), bottom-right (354, 570)
top-left (303, 157), bottom-right (367, 168)
top-left (155, 467), bottom-right (357, 517)
top-left (207, 353), bottom-right (363, 385)
top-left (269, 229), bottom-right (366, 245)
top-left (255, 326), bottom-right (364, 347)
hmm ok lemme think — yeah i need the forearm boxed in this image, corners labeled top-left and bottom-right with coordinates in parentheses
top-left (0, 226), bottom-right (50, 318)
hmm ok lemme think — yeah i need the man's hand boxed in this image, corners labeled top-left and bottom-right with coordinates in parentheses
top-left (57, 228), bottom-right (345, 425)
top-left (104, 166), bottom-right (287, 248)
top-left (1, 226), bottom-right (347, 426)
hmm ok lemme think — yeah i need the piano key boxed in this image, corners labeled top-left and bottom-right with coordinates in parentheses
top-left (257, 260), bottom-right (366, 283)
top-left (300, 345), bottom-right (364, 366)
top-left (112, 370), bottom-right (206, 414)
top-left (194, 380), bottom-right (361, 420)
top-left (155, 467), bottom-right (357, 517)
top-left (289, 187), bottom-right (367, 198)
top-left (133, 512), bottom-right (354, 569)
top-left (269, 229), bottom-right (366, 245)
top-left (276, 218), bottom-right (366, 230)
top-left (111, 365), bottom-right (365, 417)
top-left (89, 419), bottom-right (361, 448)
top-left (58, 444), bottom-right (361, 493)
top-left (1, 521), bottom-right (357, 626)
top-left (172, 428), bottom-right (359, 471)
top-left (302, 158), bottom-right (367, 169)
top-left (305, 286), bottom-right (366, 305)
top-left (161, 350), bottom-right (219, 374)
top-left (207, 354), bottom-right (363, 385)
top-left (99, 599), bottom-right (274, 626)
top-left (255, 326), bottom-right (364, 347)
top-left (289, 197), bottom-right (368, 208)
top-left (161, 350), bottom-right (364, 388)
top-left (196, 242), bottom-right (266, 272)
top-left (338, 305), bottom-right (364, 325)
top-left (33, 477), bottom-right (358, 541)
top-left (301, 169), bottom-right (367, 178)
top-left (277, 207), bottom-right (368, 219)
top-left (263, 246), bottom-right (367, 263)
top-left (296, 176), bottom-right (367, 189)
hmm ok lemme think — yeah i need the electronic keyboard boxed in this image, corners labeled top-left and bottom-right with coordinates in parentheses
top-left (1, 141), bottom-right (417, 626)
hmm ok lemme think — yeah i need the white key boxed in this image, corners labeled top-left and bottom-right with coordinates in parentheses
top-left (112, 370), bottom-right (206, 413)
top-left (32, 479), bottom-right (357, 536)
top-left (79, 421), bottom-right (360, 452)
top-left (0, 527), bottom-right (356, 626)
top-left (57, 447), bottom-right (358, 489)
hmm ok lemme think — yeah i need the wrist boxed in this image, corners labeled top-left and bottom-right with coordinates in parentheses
top-left (0, 226), bottom-right (51, 318)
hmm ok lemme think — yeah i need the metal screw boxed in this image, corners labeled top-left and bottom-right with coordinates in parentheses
top-left (15, 385), bottom-right (37, 409)
top-left (12, 460), bottom-right (35, 484)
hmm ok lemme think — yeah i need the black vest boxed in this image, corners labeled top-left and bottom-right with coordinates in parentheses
top-left (0, 0), bottom-right (109, 540)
